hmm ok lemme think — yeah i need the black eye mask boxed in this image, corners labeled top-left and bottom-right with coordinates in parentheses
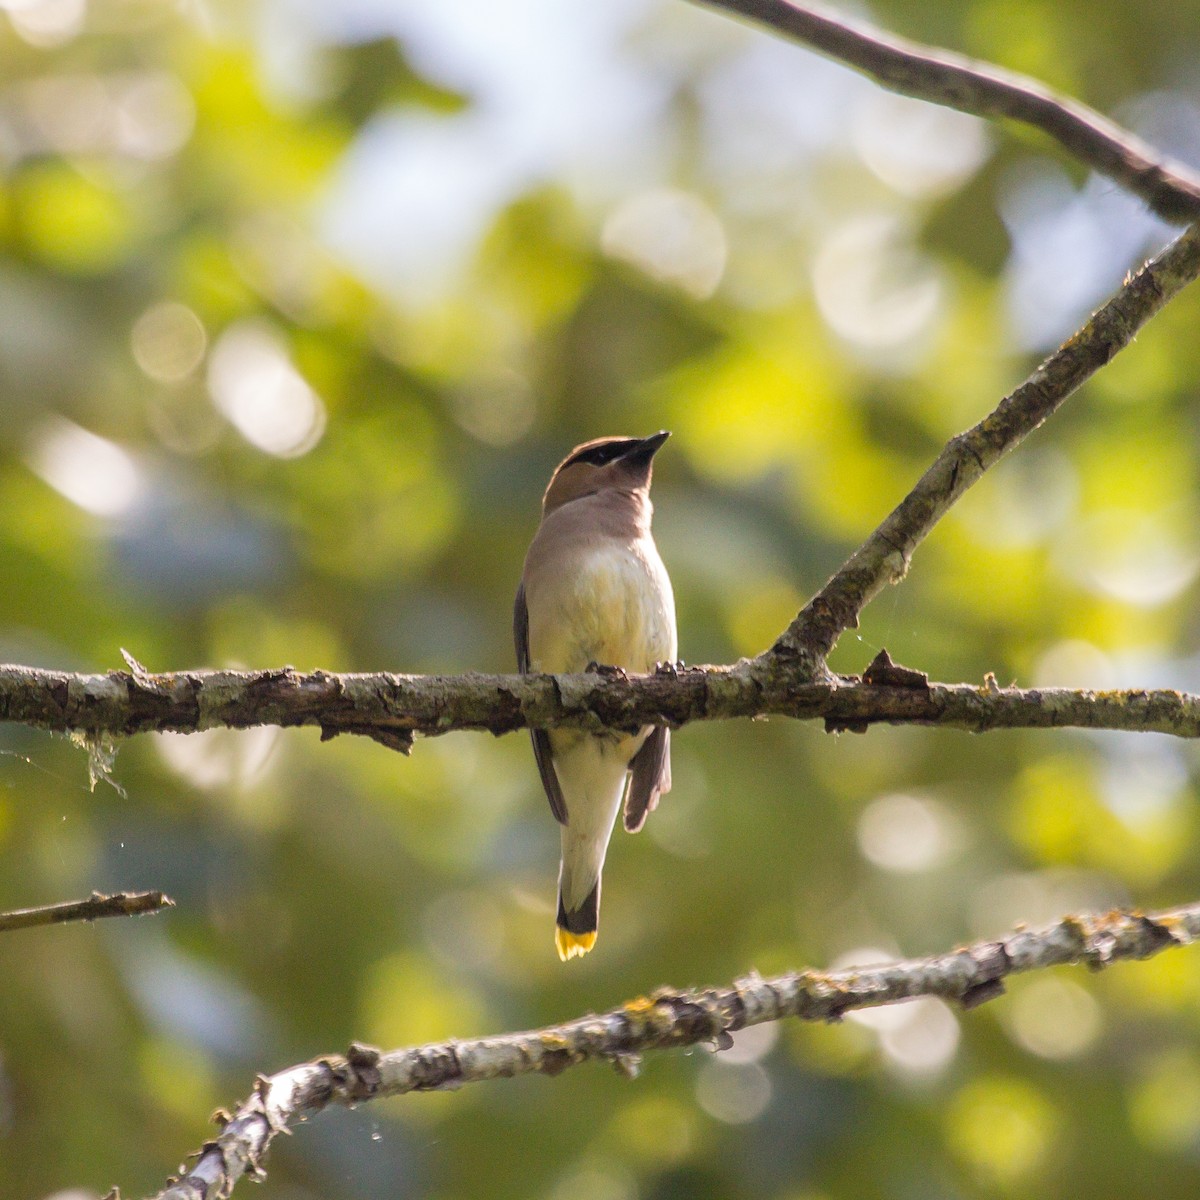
top-left (564, 440), bottom-right (638, 469)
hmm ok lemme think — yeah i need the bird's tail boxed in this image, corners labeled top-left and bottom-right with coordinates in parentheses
top-left (555, 878), bottom-right (600, 961)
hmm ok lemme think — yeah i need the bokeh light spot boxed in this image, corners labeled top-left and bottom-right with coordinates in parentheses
top-left (132, 301), bottom-right (208, 382)
top-left (858, 792), bottom-right (957, 873)
top-left (695, 1059), bottom-right (772, 1125)
top-left (879, 997), bottom-right (960, 1076)
top-left (6, 0), bottom-right (84, 47)
top-left (548, 1163), bottom-right (636, 1200)
top-left (25, 416), bottom-right (141, 516)
top-left (1055, 510), bottom-right (1200, 606)
top-left (450, 368), bottom-right (537, 447)
top-left (602, 187), bottom-right (727, 299)
top-left (721, 1021), bottom-right (779, 1065)
top-left (156, 727), bottom-right (281, 794)
top-left (946, 1077), bottom-right (1057, 1184)
top-left (1129, 1051), bottom-right (1200, 1152)
top-left (812, 214), bottom-right (943, 354)
top-left (1032, 640), bottom-right (1116, 689)
top-left (1006, 977), bottom-right (1101, 1060)
top-left (853, 91), bottom-right (990, 197)
top-left (113, 71), bottom-right (196, 160)
top-left (207, 321), bottom-right (326, 457)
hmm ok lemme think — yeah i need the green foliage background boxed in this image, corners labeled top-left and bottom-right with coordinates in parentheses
top-left (2, 1), bottom-right (1200, 1196)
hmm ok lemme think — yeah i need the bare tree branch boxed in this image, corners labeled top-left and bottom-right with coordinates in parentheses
top-left (690, 0), bottom-right (1200, 222)
top-left (774, 220), bottom-right (1200, 666)
top-left (0, 890), bottom-right (173, 933)
top-left (24, 11), bottom-right (1199, 1198)
top-left (0, 17), bottom-right (1194, 755)
top-left (144, 902), bottom-right (1200, 1200)
top-left (5, 660), bottom-right (1200, 747)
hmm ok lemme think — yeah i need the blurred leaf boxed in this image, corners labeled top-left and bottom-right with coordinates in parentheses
top-left (16, 161), bottom-right (137, 274)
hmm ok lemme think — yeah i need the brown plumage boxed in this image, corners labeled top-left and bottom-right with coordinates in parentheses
top-left (515, 433), bottom-right (676, 959)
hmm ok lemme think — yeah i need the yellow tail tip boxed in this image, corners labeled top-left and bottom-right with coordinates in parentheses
top-left (555, 926), bottom-right (597, 961)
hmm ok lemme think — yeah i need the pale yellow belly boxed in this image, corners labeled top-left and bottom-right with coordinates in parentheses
top-left (527, 545), bottom-right (675, 677)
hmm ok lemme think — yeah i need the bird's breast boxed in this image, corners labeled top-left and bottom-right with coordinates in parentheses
top-left (527, 540), bottom-right (676, 677)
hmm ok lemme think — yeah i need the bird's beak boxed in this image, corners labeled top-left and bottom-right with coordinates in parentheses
top-left (621, 430), bottom-right (671, 466)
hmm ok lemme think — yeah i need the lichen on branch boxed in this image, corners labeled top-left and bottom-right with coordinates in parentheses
top-left (5, 660), bottom-right (1200, 750)
top-left (145, 902), bottom-right (1200, 1200)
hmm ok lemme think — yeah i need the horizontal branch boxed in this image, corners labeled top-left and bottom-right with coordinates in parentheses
top-left (776, 219), bottom-right (1200, 665)
top-left (693, 0), bottom-right (1200, 222)
top-left (0, 890), bottom-right (173, 933)
top-left (6, 28), bottom-right (1197, 767)
top-left (146, 901), bottom-right (1200, 1200)
top-left (6, 660), bottom-right (1200, 748)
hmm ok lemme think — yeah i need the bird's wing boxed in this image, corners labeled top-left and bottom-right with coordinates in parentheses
top-left (624, 725), bottom-right (671, 833)
top-left (514, 581), bottom-right (568, 825)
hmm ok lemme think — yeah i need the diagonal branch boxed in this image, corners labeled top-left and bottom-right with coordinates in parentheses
top-left (772, 220), bottom-right (1200, 665)
top-left (0, 15), bottom-right (1193, 786)
top-left (2, 216), bottom-right (1199, 746)
top-left (0, 18), bottom-right (1195, 758)
top-left (691, 0), bottom-right (1200, 222)
top-left (0, 890), bottom-right (173, 933)
top-left (145, 902), bottom-right (1200, 1200)
top-left (5, 660), bottom-right (1200, 745)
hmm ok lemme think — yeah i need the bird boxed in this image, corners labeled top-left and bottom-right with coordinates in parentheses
top-left (515, 432), bottom-right (677, 961)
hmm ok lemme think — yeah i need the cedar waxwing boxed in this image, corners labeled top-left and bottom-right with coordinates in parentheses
top-left (515, 432), bottom-right (677, 961)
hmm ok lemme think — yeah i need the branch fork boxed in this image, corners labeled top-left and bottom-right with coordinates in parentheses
top-left (0, 5), bottom-right (1196, 1197)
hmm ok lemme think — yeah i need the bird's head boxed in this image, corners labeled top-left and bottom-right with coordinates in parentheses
top-left (542, 431), bottom-right (670, 514)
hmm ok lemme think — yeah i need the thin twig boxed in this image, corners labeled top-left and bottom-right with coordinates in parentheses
top-left (773, 220), bottom-right (1200, 665)
top-left (5, 660), bottom-right (1200, 745)
top-left (0, 890), bottom-right (174, 933)
top-left (144, 901), bottom-right (1200, 1200)
top-left (690, 0), bottom-right (1200, 222)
